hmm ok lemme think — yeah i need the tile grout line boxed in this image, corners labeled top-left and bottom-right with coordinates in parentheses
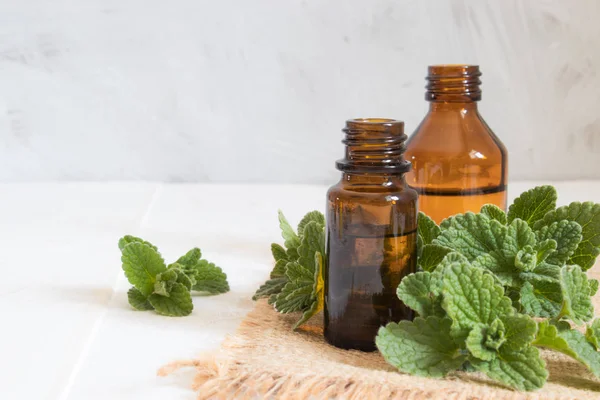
top-left (56, 184), bottom-right (163, 400)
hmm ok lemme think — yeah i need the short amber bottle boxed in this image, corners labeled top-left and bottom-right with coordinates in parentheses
top-left (325, 118), bottom-right (418, 352)
top-left (405, 65), bottom-right (508, 224)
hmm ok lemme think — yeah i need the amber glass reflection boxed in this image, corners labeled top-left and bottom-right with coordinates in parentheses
top-left (325, 119), bottom-right (418, 352)
top-left (405, 65), bottom-right (508, 224)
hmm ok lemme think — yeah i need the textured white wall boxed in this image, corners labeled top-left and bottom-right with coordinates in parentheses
top-left (0, 0), bottom-right (598, 182)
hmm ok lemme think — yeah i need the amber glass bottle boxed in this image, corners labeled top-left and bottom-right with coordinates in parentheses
top-left (325, 118), bottom-right (418, 352)
top-left (405, 65), bottom-right (508, 224)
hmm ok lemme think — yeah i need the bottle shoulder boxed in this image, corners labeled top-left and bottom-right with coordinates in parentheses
top-left (406, 110), bottom-right (507, 159)
top-left (327, 180), bottom-right (418, 204)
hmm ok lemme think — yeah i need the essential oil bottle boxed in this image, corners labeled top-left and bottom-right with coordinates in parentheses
top-left (324, 118), bottom-right (418, 352)
top-left (405, 65), bottom-right (508, 224)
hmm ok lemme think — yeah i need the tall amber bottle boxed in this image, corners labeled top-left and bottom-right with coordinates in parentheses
top-left (405, 65), bottom-right (508, 224)
top-left (325, 118), bottom-right (418, 352)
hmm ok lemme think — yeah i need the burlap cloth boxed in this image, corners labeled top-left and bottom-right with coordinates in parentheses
top-left (159, 263), bottom-right (600, 399)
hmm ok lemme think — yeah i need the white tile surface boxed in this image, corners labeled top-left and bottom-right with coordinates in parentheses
top-left (3, 181), bottom-right (600, 400)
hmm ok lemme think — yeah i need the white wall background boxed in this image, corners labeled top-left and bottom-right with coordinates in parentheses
top-left (0, 0), bottom-right (598, 183)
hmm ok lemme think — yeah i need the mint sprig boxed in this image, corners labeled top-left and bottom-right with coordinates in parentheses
top-left (378, 185), bottom-right (600, 391)
top-left (119, 236), bottom-right (229, 317)
top-left (253, 210), bottom-right (325, 329)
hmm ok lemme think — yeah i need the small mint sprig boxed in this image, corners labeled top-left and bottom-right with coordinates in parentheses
top-left (119, 236), bottom-right (229, 317)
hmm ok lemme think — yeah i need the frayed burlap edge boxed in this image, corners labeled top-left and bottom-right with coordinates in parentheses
top-left (158, 298), bottom-right (600, 400)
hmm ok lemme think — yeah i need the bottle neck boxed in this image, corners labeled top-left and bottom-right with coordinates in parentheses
top-left (342, 172), bottom-right (406, 187)
top-left (336, 118), bottom-right (411, 174)
top-left (425, 65), bottom-right (482, 103)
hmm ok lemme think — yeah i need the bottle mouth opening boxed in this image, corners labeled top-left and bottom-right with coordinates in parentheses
top-left (427, 64), bottom-right (481, 78)
top-left (345, 118), bottom-right (404, 134)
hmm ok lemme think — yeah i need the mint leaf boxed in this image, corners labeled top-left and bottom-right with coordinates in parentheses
top-left (274, 261), bottom-right (313, 313)
top-left (418, 212), bottom-right (440, 245)
top-left (396, 271), bottom-right (444, 318)
top-left (481, 204), bottom-right (507, 225)
top-left (279, 210), bottom-right (301, 251)
top-left (127, 287), bottom-right (154, 311)
top-left (118, 235), bottom-right (158, 252)
top-left (504, 219), bottom-right (536, 254)
top-left (466, 320), bottom-right (505, 361)
top-left (121, 242), bottom-right (166, 296)
top-left (297, 211), bottom-right (325, 236)
top-left (590, 279), bottom-right (599, 296)
top-left (442, 260), bottom-right (513, 336)
top-left (470, 346), bottom-right (547, 391)
top-left (148, 283), bottom-right (193, 317)
top-left (154, 269), bottom-right (179, 296)
top-left (586, 319), bottom-right (600, 350)
top-left (535, 220), bottom-right (582, 266)
top-left (435, 213), bottom-right (506, 261)
top-left (535, 239), bottom-right (558, 264)
top-left (534, 202), bottom-right (600, 270)
top-left (193, 260), bottom-right (229, 294)
top-left (293, 252), bottom-right (324, 329)
top-left (271, 243), bottom-right (288, 262)
top-left (560, 265), bottom-right (594, 324)
top-left (175, 268), bottom-right (193, 291)
top-left (376, 317), bottom-right (467, 378)
top-left (534, 320), bottom-right (600, 377)
top-left (174, 248), bottom-right (202, 267)
top-left (253, 277), bottom-right (287, 300)
top-left (507, 185), bottom-right (557, 227)
top-left (297, 221), bottom-right (325, 273)
top-left (520, 280), bottom-right (562, 318)
top-left (515, 246), bottom-right (537, 272)
top-left (501, 314), bottom-right (537, 352)
top-left (418, 244), bottom-right (452, 272)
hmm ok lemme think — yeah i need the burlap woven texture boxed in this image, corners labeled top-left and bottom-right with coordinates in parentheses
top-left (160, 264), bottom-right (600, 400)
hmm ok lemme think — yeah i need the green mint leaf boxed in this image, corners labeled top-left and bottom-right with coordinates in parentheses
top-left (535, 239), bottom-right (557, 264)
top-left (127, 287), bottom-right (154, 311)
top-left (278, 210), bottom-right (301, 251)
top-left (515, 246), bottom-right (537, 272)
top-left (270, 260), bottom-right (288, 279)
top-left (293, 252), bottom-right (325, 329)
top-left (297, 211), bottom-right (325, 236)
top-left (470, 346), bottom-right (547, 391)
top-left (418, 244), bottom-right (452, 272)
top-left (286, 247), bottom-right (299, 261)
top-left (535, 220), bottom-right (582, 266)
top-left (121, 242), bottom-right (167, 296)
top-left (590, 279), bottom-right (599, 296)
top-left (396, 271), bottom-right (444, 318)
top-left (435, 213), bottom-right (506, 261)
top-left (297, 221), bottom-right (325, 273)
top-left (504, 219), bottom-right (536, 254)
top-left (466, 320), bottom-right (504, 361)
top-left (481, 204), bottom-right (507, 225)
top-left (148, 283), bottom-right (193, 317)
top-left (192, 260), bottom-right (229, 294)
top-left (507, 185), bottom-right (557, 227)
top-left (519, 280), bottom-right (561, 318)
top-left (274, 261), bottom-right (313, 313)
top-left (534, 202), bottom-right (600, 270)
top-left (560, 265), bottom-right (594, 324)
top-left (501, 314), bottom-right (537, 352)
top-left (271, 243), bottom-right (288, 263)
top-left (171, 267), bottom-right (193, 291)
top-left (586, 319), bottom-right (600, 350)
top-left (253, 276), bottom-right (288, 300)
top-left (118, 235), bottom-right (158, 252)
top-left (534, 320), bottom-right (600, 377)
top-left (174, 248), bottom-right (202, 267)
top-left (442, 260), bottom-right (513, 336)
top-left (376, 316), bottom-right (467, 378)
top-left (154, 269), bottom-right (179, 297)
top-left (418, 212), bottom-right (441, 245)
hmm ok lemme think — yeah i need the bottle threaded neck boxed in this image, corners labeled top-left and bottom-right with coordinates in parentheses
top-left (336, 118), bottom-right (411, 173)
top-left (425, 65), bottom-right (482, 102)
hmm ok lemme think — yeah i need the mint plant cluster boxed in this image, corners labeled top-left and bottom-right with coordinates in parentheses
top-left (377, 186), bottom-right (600, 391)
top-left (253, 211), bottom-right (326, 329)
top-left (119, 235), bottom-right (229, 317)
